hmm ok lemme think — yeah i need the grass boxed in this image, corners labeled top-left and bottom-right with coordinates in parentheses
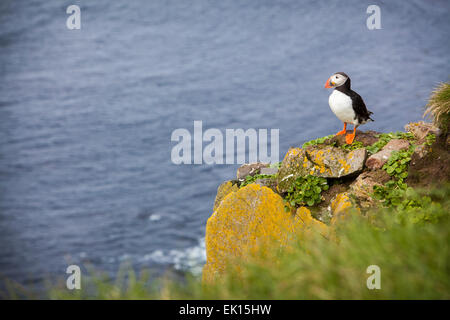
top-left (40, 185), bottom-right (450, 300)
top-left (424, 82), bottom-right (450, 135)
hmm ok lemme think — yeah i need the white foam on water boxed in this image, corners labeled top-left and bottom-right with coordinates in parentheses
top-left (140, 238), bottom-right (206, 276)
top-left (110, 238), bottom-right (207, 276)
top-left (148, 214), bottom-right (161, 221)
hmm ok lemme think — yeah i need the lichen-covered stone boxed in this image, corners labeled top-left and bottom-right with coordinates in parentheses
top-left (253, 177), bottom-right (278, 192)
top-left (365, 139), bottom-right (410, 170)
top-left (294, 206), bottom-right (329, 238)
top-left (329, 192), bottom-right (360, 224)
top-left (213, 181), bottom-right (239, 212)
top-left (405, 121), bottom-right (439, 142)
top-left (349, 170), bottom-right (390, 208)
top-left (276, 146), bottom-right (366, 193)
top-left (236, 163), bottom-right (269, 180)
top-left (260, 167), bottom-right (279, 175)
top-left (203, 184), bottom-right (301, 283)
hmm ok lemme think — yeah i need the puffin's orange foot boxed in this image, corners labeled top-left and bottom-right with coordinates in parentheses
top-left (336, 129), bottom-right (347, 136)
top-left (345, 133), bottom-right (355, 144)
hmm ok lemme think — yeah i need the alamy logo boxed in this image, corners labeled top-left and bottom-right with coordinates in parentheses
top-left (66, 5), bottom-right (81, 30)
top-left (66, 265), bottom-right (81, 290)
top-left (171, 121), bottom-right (279, 165)
top-left (366, 5), bottom-right (381, 30)
top-left (366, 265), bottom-right (381, 289)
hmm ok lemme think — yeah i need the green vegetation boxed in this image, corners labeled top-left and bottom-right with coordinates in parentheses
top-left (302, 131), bottom-right (416, 154)
top-left (240, 174), bottom-right (275, 187)
top-left (373, 179), bottom-right (431, 211)
top-left (392, 187), bottom-right (447, 225)
top-left (382, 147), bottom-right (414, 182)
top-left (43, 185), bottom-right (449, 300)
top-left (301, 129), bottom-right (418, 155)
top-left (424, 82), bottom-right (450, 135)
top-left (284, 175), bottom-right (329, 208)
top-left (270, 162), bottom-right (282, 169)
top-left (373, 140), bottom-right (415, 208)
top-left (340, 140), bottom-right (364, 151)
top-left (366, 131), bottom-right (415, 154)
top-left (239, 162), bottom-right (281, 188)
top-left (302, 134), bottom-right (334, 148)
top-left (371, 130), bottom-right (439, 209)
top-left (46, 265), bottom-right (157, 300)
top-left (373, 180), bottom-right (409, 208)
top-left (425, 133), bottom-right (436, 146)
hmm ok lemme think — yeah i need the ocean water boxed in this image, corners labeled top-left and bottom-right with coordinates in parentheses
top-left (0, 0), bottom-right (449, 291)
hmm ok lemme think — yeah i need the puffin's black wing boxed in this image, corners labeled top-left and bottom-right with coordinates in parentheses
top-left (348, 90), bottom-right (374, 123)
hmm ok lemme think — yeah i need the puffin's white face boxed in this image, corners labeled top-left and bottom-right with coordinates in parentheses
top-left (325, 73), bottom-right (348, 88)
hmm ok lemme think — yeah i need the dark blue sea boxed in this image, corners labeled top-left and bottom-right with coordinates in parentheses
top-left (0, 0), bottom-right (449, 292)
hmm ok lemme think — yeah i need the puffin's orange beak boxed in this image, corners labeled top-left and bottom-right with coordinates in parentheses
top-left (324, 77), bottom-right (334, 88)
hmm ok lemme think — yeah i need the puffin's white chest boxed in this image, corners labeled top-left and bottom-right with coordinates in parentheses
top-left (328, 90), bottom-right (357, 124)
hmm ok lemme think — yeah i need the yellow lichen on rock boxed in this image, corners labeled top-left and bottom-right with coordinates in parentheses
top-left (337, 158), bottom-right (351, 174)
top-left (213, 181), bottom-right (239, 212)
top-left (203, 184), bottom-right (301, 283)
top-left (277, 146), bottom-right (366, 193)
top-left (330, 192), bottom-right (360, 225)
top-left (295, 206), bottom-right (329, 239)
top-left (331, 192), bottom-right (352, 214)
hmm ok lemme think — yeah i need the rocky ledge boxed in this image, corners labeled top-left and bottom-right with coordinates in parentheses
top-left (202, 121), bottom-right (450, 283)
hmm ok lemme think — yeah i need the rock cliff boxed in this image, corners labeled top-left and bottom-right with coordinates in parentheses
top-left (203, 121), bottom-right (450, 283)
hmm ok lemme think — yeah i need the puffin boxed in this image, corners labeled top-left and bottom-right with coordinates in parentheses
top-left (324, 72), bottom-right (373, 144)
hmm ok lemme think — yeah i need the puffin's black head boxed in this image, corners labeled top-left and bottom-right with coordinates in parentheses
top-left (324, 72), bottom-right (350, 89)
